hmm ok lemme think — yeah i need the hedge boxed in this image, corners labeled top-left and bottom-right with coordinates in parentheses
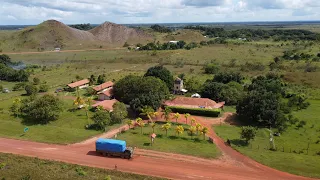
top-left (166, 106), bottom-right (221, 117)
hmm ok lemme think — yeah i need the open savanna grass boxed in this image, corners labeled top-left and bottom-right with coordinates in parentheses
top-left (214, 100), bottom-right (320, 178)
top-left (0, 153), bottom-right (164, 180)
top-left (0, 98), bottom-right (113, 144)
top-left (117, 122), bottom-right (220, 159)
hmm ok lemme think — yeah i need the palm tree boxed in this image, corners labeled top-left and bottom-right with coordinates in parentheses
top-left (136, 118), bottom-right (145, 134)
top-left (140, 106), bottom-right (154, 122)
top-left (191, 118), bottom-right (196, 126)
top-left (189, 126), bottom-right (197, 139)
top-left (161, 123), bottom-right (171, 137)
top-left (200, 127), bottom-right (209, 140)
top-left (126, 120), bottom-right (134, 129)
top-left (184, 113), bottom-right (190, 124)
top-left (196, 123), bottom-right (202, 136)
top-left (173, 112), bottom-right (180, 124)
top-left (11, 98), bottom-right (22, 118)
top-left (84, 97), bottom-right (93, 120)
top-left (175, 125), bottom-right (184, 137)
top-left (162, 107), bottom-right (172, 122)
top-left (73, 87), bottom-right (84, 108)
top-left (150, 122), bottom-right (156, 133)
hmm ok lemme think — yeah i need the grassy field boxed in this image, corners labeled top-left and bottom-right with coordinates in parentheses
top-left (214, 100), bottom-right (320, 178)
top-left (0, 153), bottom-right (164, 180)
top-left (0, 98), bottom-right (124, 144)
top-left (117, 122), bottom-right (220, 159)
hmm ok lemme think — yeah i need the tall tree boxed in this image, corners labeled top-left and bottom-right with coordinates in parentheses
top-left (200, 127), bottom-right (209, 140)
top-left (136, 118), bottom-right (145, 134)
top-left (175, 125), bottom-right (184, 137)
top-left (111, 102), bottom-right (128, 124)
top-left (195, 123), bottom-right (202, 135)
top-left (162, 106), bottom-right (172, 122)
top-left (184, 113), bottom-right (190, 124)
top-left (25, 84), bottom-right (38, 96)
top-left (10, 98), bottom-right (21, 118)
top-left (189, 126), bottom-right (197, 139)
top-left (240, 126), bottom-right (257, 144)
top-left (144, 66), bottom-right (174, 91)
top-left (173, 113), bottom-right (180, 124)
top-left (126, 120), bottom-right (134, 129)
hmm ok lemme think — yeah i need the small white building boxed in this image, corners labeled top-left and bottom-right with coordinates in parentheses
top-left (191, 93), bottom-right (201, 98)
top-left (54, 48), bottom-right (61, 52)
top-left (174, 77), bottom-right (187, 94)
top-left (169, 41), bottom-right (179, 44)
top-left (98, 88), bottom-right (113, 101)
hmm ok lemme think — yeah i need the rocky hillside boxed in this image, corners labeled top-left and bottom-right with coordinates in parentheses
top-left (89, 22), bottom-right (152, 45)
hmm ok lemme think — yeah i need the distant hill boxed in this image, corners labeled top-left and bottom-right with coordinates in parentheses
top-left (0, 20), bottom-right (153, 52)
top-left (89, 22), bottom-right (152, 45)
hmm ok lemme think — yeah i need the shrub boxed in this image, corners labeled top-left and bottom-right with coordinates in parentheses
top-left (25, 84), bottom-right (38, 96)
top-left (166, 106), bottom-right (221, 117)
top-left (39, 84), bottom-right (49, 92)
top-left (204, 63), bottom-right (219, 74)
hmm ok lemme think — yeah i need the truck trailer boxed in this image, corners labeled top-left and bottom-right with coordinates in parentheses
top-left (95, 138), bottom-right (134, 159)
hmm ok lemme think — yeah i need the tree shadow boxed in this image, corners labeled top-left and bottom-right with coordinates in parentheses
top-left (143, 143), bottom-right (151, 146)
top-left (168, 136), bottom-right (178, 140)
top-left (131, 132), bottom-right (138, 135)
top-left (230, 139), bottom-right (248, 147)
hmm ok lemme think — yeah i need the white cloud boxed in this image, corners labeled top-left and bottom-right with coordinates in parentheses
top-left (0, 0), bottom-right (319, 25)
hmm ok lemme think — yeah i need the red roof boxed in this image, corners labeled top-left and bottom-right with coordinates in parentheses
top-left (93, 81), bottom-right (114, 92)
top-left (164, 97), bottom-right (225, 109)
top-left (67, 79), bottom-right (89, 88)
top-left (92, 99), bottom-right (118, 111)
top-left (100, 87), bottom-right (113, 97)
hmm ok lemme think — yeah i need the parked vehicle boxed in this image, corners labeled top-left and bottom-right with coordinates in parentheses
top-left (96, 138), bottom-right (134, 159)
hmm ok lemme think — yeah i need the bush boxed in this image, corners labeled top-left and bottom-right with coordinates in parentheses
top-left (204, 63), bottom-right (219, 74)
top-left (25, 84), bottom-right (38, 96)
top-left (166, 106), bottom-right (221, 117)
top-left (33, 77), bottom-right (40, 85)
top-left (13, 82), bottom-right (26, 91)
top-left (39, 84), bottom-right (49, 92)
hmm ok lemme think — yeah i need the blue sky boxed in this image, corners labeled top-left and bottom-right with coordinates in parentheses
top-left (0, 0), bottom-right (319, 25)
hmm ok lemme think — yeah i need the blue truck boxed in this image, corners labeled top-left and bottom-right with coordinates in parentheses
top-left (95, 138), bottom-right (134, 159)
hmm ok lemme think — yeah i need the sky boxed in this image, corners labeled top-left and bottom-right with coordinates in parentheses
top-left (0, 0), bottom-right (320, 25)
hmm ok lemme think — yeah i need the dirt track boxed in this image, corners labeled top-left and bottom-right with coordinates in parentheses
top-left (2, 48), bottom-right (125, 55)
top-left (0, 113), bottom-right (315, 180)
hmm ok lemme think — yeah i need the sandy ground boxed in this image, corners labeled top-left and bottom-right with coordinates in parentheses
top-left (0, 113), bottom-right (316, 180)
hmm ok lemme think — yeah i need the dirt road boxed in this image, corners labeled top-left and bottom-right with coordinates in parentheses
top-left (3, 48), bottom-right (125, 55)
top-left (0, 113), bottom-right (315, 180)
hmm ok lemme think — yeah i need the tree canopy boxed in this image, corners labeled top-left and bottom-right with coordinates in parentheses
top-left (213, 72), bottom-right (244, 84)
top-left (144, 66), bottom-right (174, 91)
top-left (113, 75), bottom-right (169, 112)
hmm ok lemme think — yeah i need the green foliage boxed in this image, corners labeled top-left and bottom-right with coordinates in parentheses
top-left (0, 85), bottom-right (3, 92)
top-left (167, 106), bottom-right (221, 117)
top-left (111, 102), bottom-right (128, 124)
top-left (33, 77), bottom-right (40, 85)
top-left (113, 75), bottom-right (169, 112)
top-left (204, 63), bottom-right (219, 74)
top-left (240, 126), bottom-right (257, 144)
top-left (91, 111), bottom-right (111, 131)
top-left (97, 74), bottom-right (106, 84)
top-left (201, 81), bottom-right (243, 105)
top-left (75, 167), bottom-right (87, 176)
top-left (89, 74), bottom-right (96, 86)
top-left (288, 94), bottom-right (310, 110)
top-left (24, 84), bottom-right (38, 96)
top-left (13, 82), bottom-right (26, 91)
top-left (248, 75), bottom-right (283, 94)
top-left (185, 76), bottom-right (202, 93)
top-left (0, 54), bottom-right (12, 65)
top-left (0, 63), bottom-right (29, 82)
top-left (39, 84), bottom-right (49, 93)
top-left (213, 72), bottom-right (244, 84)
top-left (21, 95), bottom-right (63, 124)
top-left (150, 24), bottom-right (172, 33)
top-left (69, 23), bottom-right (94, 30)
top-left (145, 65), bottom-right (174, 91)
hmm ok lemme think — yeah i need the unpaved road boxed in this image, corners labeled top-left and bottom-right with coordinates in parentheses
top-left (0, 113), bottom-right (315, 180)
top-left (3, 48), bottom-right (125, 55)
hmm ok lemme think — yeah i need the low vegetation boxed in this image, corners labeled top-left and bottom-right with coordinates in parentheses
top-left (0, 153), bottom-right (164, 180)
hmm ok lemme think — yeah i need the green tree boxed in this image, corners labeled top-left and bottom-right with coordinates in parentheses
top-left (161, 123), bottom-right (171, 136)
top-left (175, 125), bottom-right (184, 136)
top-left (10, 98), bottom-right (21, 118)
top-left (0, 54), bottom-right (12, 65)
top-left (97, 74), bottom-right (106, 84)
top-left (39, 84), bottom-right (49, 92)
top-left (89, 74), bottom-right (96, 86)
top-left (111, 102), bottom-right (128, 124)
top-left (136, 118), bottom-right (145, 134)
top-left (144, 66), bottom-right (174, 91)
top-left (25, 84), bottom-right (38, 96)
top-left (191, 118), bottom-right (196, 126)
top-left (126, 120), bottom-right (134, 129)
top-left (288, 94), bottom-right (310, 110)
top-left (21, 95), bottom-right (63, 124)
top-left (140, 106), bottom-right (155, 122)
top-left (0, 85), bottom-right (3, 92)
top-left (204, 63), bottom-right (219, 74)
top-left (240, 126), bottom-right (257, 144)
top-left (189, 126), bottom-right (197, 139)
top-left (33, 77), bottom-right (40, 85)
top-left (92, 111), bottom-right (111, 131)
top-left (162, 106), bottom-right (172, 122)
top-left (185, 76), bottom-right (202, 93)
top-left (113, 75), bottom-right (169, 112)
top-left (213, 72), bottom-right (243, 84)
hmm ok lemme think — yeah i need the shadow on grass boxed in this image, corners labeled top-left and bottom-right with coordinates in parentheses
top-left (230, 139), bottom-right (248, 147)
top-left (143, 143), bottom-right (151, 146)
top-left (168, 136), bottom-right (178, 140)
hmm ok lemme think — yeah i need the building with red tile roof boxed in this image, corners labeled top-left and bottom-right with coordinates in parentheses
top-left (92, 99), bottom-right (118, 112)
top-left (163, 97), bottom-right (225, 109)
top-left (98, 87), bottom-right (113, 101)
top-left (67, 79), bottom-right (89, 89)
top-left (93, 81), bottom-right (114, 92)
